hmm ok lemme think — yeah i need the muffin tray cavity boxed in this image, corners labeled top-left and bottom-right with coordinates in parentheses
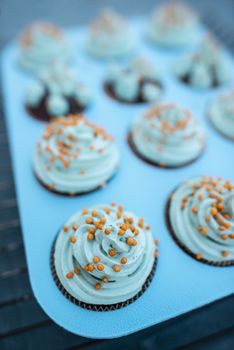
top-left (1, 19), bottom-right (234, 338)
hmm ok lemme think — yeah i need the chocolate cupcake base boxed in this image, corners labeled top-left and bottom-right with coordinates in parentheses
top-left (50, 238), bottom-right (158, 311)
top-left (127, 132), bottom-right (204, 169)
top-left (34, 168), bottom-right (118, 197)
top-left (165, 191), bottom-right (234, 267)
top-left (104, 80), bottom-right (162, 105)
top-left (26, 91), bottom-right (86, 122)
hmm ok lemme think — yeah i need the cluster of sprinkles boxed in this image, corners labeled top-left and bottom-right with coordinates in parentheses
top-left (64, 203), bottom-right (159, 290)
top-left (180, 176), bottom-right (234, 260)
top-left (37, 114), bottom-right (112, 189)
top-left (21, 23), bottom-right (62, 47)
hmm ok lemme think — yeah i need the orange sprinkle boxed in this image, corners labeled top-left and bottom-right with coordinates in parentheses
top-left (92, 210), bottom-right (98, 217)
top-left (105, 208), bottom-right (110, 214)
top-left (105, 228), bottom-right (111, 235)
top-left (196, 253), bottom-right (203, 261)
top-left (66, 272), bottom-right (74, 279)
top-left (126, 237), bottom-right (137, 246)
top-left (93, 256), bottom-right (100, 264)
top-left (192, 207), bottom-right (198, 214)
top-left (113, 265), bottom-right (121, 272)
top-left (95, 283), bottom-right (101, 290)
top-left (118, 230), bottom-right (125, 236)
top-left (222, 251), bottom-right (229, 257)
top-left (70, 235), bottom-right (76, 243)
top-left (97, 264), bottom-right (104, 271)
top-left (89, 227), bottom-right (96, 234)
top-left (82, 208), bottom-right (88, 214)
top-left (109, 249), bottom-right (116, 257)
top-left (120, 257), bottom-right (127, 264)
top-left (87, 233), bottom-right (94, 241)
top-left (102, 276), bottom-right (108, 283)
top-left (100, 217), bottom-right (106, 224)
top-left (72, 224), bottom-right (78, 231)
top-left (74, 268), bottom-right (81, 275)
top-left (221, 234), bottom-right (228, 241)
top-left (229, 233), bottom-right (234, 239)
top-left (63, 226), bottom-right (69, 232)
top-left (86, 217), bottom-right (93, 224)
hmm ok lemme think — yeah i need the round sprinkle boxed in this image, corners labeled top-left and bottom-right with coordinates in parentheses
top-left (70, 235), bottom-right (76, 243)
top-left (66, 272), bottom-right (74, 279)
top-left (63, 226), bottom-right (69, 232)
top-left (118, 205), bottom-right (124, 212)
top-left (192, 207), bottom-right (198, 214)
top-left (118, 230), bottom-right (125, 236)
top-left (111, 202), bottom-right (116, 206)
top-left (210, 207), bottom-right (218, 216)
top-left (105, 208), bottom-right (110, 214)
top-left (74, 268), bottom-right (81, 275)
top-left (87, 233), bottom-right (94, 241)
top-left (126, 237), bottom-right (137, 246)
top-left (92, 210), bottom-right (98, 217)
top-left (229, 233), bottom-right (234, 239)
top-left (109, 249), bottom-right (116, 257)
top-left (116, 212), bottom-right (122, 219)
top-left (87, 264), bottom-right (94, 272)
top-left (86, 217), bottom-right (93, 224)
top-left (196, 253), bottom-right (203, 260)
top-left (102, 276), bottom-right (108, 283)
top-left (72, 224), bottom-right (78, 231)
top-left (100, 217), bottom-right (106, 224)
top-left (120, 224), bottom-right (127, 231)
top-left (93, 256), bottom-right (100, 264)
top-left (82, 208), bottom-right (88, 214)
top-left (221, 234), bottom-right (228, 241)
top-left (222, 251), bottom-right (229, 257)
top-left (113, 265), bottom-right (121, 272)
top-left (120, 257), bottom-right (127, 264)
top-left (198, 226), bottom-right (209, 235)
top-left (105, 228), bottom-right (111, 235)
top-left (89, 227), bottom-right (96, 234)
top-left (95, 283), bottom-right (101, 290)
top-left (97, 264), bottom-right (104, 271)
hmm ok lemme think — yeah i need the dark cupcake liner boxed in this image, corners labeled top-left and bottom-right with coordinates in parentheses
top-left (104, 81), bottom-right (162, 105)
top-left (50, 238), bottom-right (158, 311)
top-left (127, 132), bottom-right (205, 169)
top-left (26, 92), bottom-right (86, 122)
top-left (34, 167), bottom-right (118, 197)
top-left (165, 190), bottom-right (234, 267)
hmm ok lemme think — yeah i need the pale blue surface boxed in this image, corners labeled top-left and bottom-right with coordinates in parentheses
top-left (1, 19), bottom-right (234, 339)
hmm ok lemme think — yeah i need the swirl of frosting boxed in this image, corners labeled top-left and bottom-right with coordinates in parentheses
top-left (25, 63), bottom-right (93, 119)
top-left (147, 2), bottom-right (199, 48)
top-left (174, 35), bottom-right (233, 88)
top-left (18, 22), bottom-right (71, 74)
top-left (86, 9), bottom-right (137, 59)
top-left (105, 58), bottom-right (163, 103)
top-left (131, 103), bottom-right (205, 167)
top-left (208, 90), bottom-right (234, 140)
top-left (33, 115), bottom-right (119, 194)
top-left (168, 176), bottom-right (234, 264)
top-left (54, 203), bottom-right (157, 305)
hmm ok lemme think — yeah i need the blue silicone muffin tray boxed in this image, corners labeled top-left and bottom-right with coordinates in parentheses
top-left (1, 18), bottom-right (234, 338)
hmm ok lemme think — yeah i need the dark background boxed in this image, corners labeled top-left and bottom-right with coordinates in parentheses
top-left (0, 0), bottom-right (234, 349)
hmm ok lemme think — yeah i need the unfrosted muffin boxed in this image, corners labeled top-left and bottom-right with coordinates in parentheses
top-left (18, 22), bottom-right (70, 74)
top-left (33, 115), bottom-right (119, 195)
top-left (129, 103), bottom-right (205, 168)
top-left (147, 1), bottom-right (199, 48)
top-left (25, 63), bottom-right (92, 121)
top-left (86, 9), bottom-right (137, 59)
top-left (208, 90), bottom-right (234, 140)
top-left (174, 35), bottom-right (233, 89)
top-left (51, 203), bottom-right (158, 310)
top-left (166, 176), bottom-right (234, 266)
top-left (104, 58), bottom-right (163, 104)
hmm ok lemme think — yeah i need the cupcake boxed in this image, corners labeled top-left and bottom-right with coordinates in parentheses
top-left (33, 115), bottom-right (119, 195)
top-left (174, 35), bottom-right (233, 89)
top-left (208, 90), bottom-right (234, 141)
top-left (166, 176), bottom-right (234, 266)
top-left (51, 203), bottom-right (158, 310)
top-left (128, 103), bottom-right (205, 168)
top-left (86, 9), bottom-right (136, 59)
top-left (25, 63), bottom-right (92, 121)
top-left (104, 58), bottom-right (163, 104)
top-left (147, 1), bottom-right (199, 48)
top-left (18, 22), bottom-right (70, 74)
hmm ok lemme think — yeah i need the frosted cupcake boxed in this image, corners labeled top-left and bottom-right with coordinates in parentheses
top-left (147, 1), bottom-right (199, 48)
top-left (33, 115), bottom-right (119, 195)
top-left (51, 203), bottom-right (158, 310)
top-left (25, 63), bottom-right (92, 121)
top-left (18, 22), bottom-right (70, 74)
top-left (129, 103), bottom-right (205, 168)
top-left (208, 90), bottom-right (234, 141)
top-left (174, 35), bottom-right (233, 89)
top-left (166, 176), bottom-right (234, 266)
top-left (104, 58), bottom-right (163, 104)
top-left (86, 9), bottom-right (136, 59)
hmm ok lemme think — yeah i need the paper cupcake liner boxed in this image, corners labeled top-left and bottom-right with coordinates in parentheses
top-left (34, 167), bottom-right (118, 197)
top-left (50, 238), bottom-right (158, 311)
top-left (104, 82), bottom-right (162, 105)
top-left (165, 191), bottom-right (234, 267)
top-left (127, 132), bottom-right (205, 169)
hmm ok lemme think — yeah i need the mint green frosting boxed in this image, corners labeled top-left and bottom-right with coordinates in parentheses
top-left (131, 104), bottom-right (205, 166)
top-left (25, 63), bottom-right (92, 117)
top-left (86, 9), bottom-right (137, 59)
top-left (169, 176), bottom-right (234, 262)
top-left (19, 22), bottom-right (71, 74)
top-left (174, 35), bottom-right (233, 88)
top-left (33, 116), bottom-right (119, 194)
top-left (54, 204), bottom-right (157, 305)
top-left (147, 2), bottom-right (199, 48)
top-left (106, 58), bottom-right (162, 102)
top-left (209, 90), bottom-right (234, 139)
